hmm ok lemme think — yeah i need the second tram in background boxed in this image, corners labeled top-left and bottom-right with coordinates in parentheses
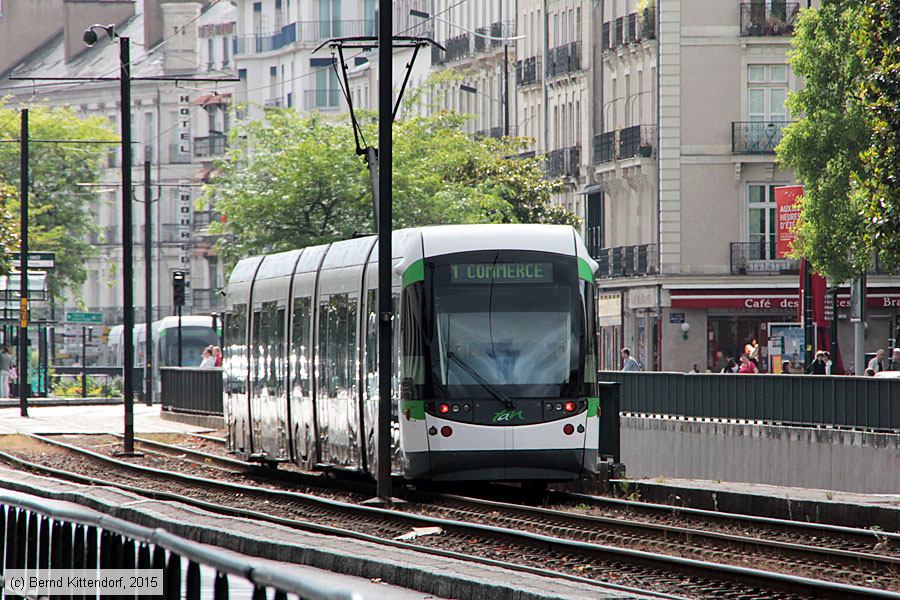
top-left (223, 224), bottom-right (602, 483)
top-left (106, 316), bottom-right (219, 392)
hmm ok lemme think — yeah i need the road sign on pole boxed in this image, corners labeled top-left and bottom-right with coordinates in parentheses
top-left (11, 252), bottom-right (55, 270)
top-left (66, 312), bottom-right (103, 324)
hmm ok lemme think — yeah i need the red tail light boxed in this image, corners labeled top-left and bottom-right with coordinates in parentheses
top-left (564, 401), bottom-right (577, 412)
top-left (438, 403), bottom-right (450, 414)
top-left (441, 426), bottom-right (453, 437)
top-left (563, 424), bottom-right (575, 435)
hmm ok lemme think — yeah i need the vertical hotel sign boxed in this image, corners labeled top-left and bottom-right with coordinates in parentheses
top-left (178, 93), bottom-right (191, 156)
top-left (178, 180), bottom-right (192, 304)
top-left (774, 185), bottom-right (803, 259)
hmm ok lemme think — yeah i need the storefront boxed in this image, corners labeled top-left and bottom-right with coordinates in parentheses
top-left (598, 291), bottom-right (622, 371)
top-left (662, 284), bottom-right (900, 373)
top-left (626, 286), bottom-right (658, 371)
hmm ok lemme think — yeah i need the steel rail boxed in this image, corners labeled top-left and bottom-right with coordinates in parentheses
top-left (0, 439), bottom-right (681, 600)
top-left (101, 435), bottom-right (900, 582)
top-left (4, 434), bottom-right (899, 599)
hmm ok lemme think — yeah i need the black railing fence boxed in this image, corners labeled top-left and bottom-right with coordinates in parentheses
top-left (0, 491), bottom-right (357, 600)
top-left (160, 367), bottom-right (223, 416)
top-left (600, 371), bottom-right (900, 431)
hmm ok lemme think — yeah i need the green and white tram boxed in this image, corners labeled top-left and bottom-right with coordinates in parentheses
top-left (223, 224), bottom-right (600, 481)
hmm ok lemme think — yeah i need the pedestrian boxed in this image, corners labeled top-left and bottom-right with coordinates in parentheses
top-left (889, 348), bottom-right (900, 371)
top-left (865, 368), bottom-right (876, 377)
top-left (745, 338), bottom-right (761, 363)
top-left (212, 345), bottom-right (223, 367)
top-left (737, 354), bottom-right (757, 374)
top-left (0, 345), bottom-right (13, 398)
top-left (621, 347), bottom-right (641, 372)
top-left (781, 360), bottom-right (792, 374)
top-left (720, 358), bottom-right (737, 373)
top-left (199, 347), bottom-right (216, 368)
top-left (823, 351), bottom-right (833, 375)
top-left (689, 364), bottom-right (700, 373)
top-left (867, 349), bottom-right (885, 373)
top-left (806, 351), bottom-right (827, 375)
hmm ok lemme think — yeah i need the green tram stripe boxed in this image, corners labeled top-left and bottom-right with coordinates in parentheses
top-left (402, 259), bottom-right (425, 288)
top-left (402, 400), bottom-right (426, 420)
top-left (578, 257), bottom-right (595, 282)
top-left (587, 397), bottom-right (600, 418)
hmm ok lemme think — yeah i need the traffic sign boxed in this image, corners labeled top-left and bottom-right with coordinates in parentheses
top-left (11, 252), bottom-right (55, 269)
top-left (66, 312), bottom-right (103, 324)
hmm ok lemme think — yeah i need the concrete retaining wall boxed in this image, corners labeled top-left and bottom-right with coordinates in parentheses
top-left (621, 415), bottom-right (900, 494)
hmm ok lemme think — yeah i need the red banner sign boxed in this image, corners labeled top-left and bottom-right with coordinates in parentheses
top-left (774, 185), bottom-right (803, 259)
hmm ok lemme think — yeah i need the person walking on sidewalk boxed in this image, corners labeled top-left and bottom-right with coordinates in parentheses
top-left (621, 348), bottom-right (641, 372)
top-left (0, 345), bottom-right (14, 398)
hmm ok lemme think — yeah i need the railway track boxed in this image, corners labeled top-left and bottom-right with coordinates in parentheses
top-left (0, 434), bottom-right (897, 599)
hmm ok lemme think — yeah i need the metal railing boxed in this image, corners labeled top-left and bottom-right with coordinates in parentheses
top-left (594, 244), bottom-right (658, 278)
top-left (730, 241), bottom-right (801, 274)
top-left (303, 89), bottom-right (341, 110)
top-left (604, 8), bottom-right (655, 52)
top-left (160, 367), bottom-right (223, 416)
top-left (0, 491), bottom-right (358, 600)
top-left (640, 7), bottom-right (657, 40)
top-left (732, 121), bottom-right (791, 154)
top-left (740, 2), bottom-right (800, 36)
top-left (594, 126), bottom-right (656, 163)
top-left (443, 33), bottom-right (471, 62)
top-left (490, 20), bottom-right (516, 47)
top-left (547, 41), bottom-right (582, 77)
top-left (233, 22), bottom-right (297, 54)
top-left (600, 371), bottom-right (900, 431)
top-left (515, 56), bottom-right (541, 86)
top-left (545, 146), bottom-right (581, 178)
top-left (193, 134), bottom-right (227, 158)
top-left (297, 18), bottom-right (376, 42)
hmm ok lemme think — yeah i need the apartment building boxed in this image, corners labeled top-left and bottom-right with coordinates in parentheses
top-left (588, 0), bottom-right (898, 373)
top-left (1, 0), bottom-right (235, 346)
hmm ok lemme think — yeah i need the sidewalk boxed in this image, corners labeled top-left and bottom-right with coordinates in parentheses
top-left (0, 403), bottom-right (212, 435)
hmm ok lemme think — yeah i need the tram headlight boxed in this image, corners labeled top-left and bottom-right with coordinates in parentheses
top-left (438, 403), bottom-right (450, 414)
top-left (564, 401), bottom-right (576, 412)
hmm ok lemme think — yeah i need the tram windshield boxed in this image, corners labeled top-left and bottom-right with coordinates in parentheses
top-left (405, 250), bottom-right (588, 399)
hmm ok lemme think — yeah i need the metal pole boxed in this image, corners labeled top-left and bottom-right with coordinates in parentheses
top-left (376, 0), bottom-right (393, 504)
top-left (802, 260), bottom-right (814, 370)
top-left (120, 37), bottom-right (135, 454)
top-left (82, 326), bottom-right (87, 399)
top-left (144, 160), bottom-right (153, 406)
top-left (177, 305), bottom-right (182, 367)
top-left (830, 286), bottom-right (839, 372)
top-left (18, 108), bottom-right (29, 417)
top-left (503, 44), bottom-right (510, 137)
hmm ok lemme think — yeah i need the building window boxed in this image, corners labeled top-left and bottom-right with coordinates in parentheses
top-left (747, 184), bottom-right (779, 260)
top-left (748, 64), bottom-right (787, 122)
top-left (222, 36), bottom-right (230, 67)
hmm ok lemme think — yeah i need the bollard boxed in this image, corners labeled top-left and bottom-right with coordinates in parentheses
top-left (213, 571), bottom-right (229, 600)
top-left (186, 560), bottom-right (201, 600)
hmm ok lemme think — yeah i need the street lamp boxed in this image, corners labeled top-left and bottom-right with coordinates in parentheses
top-left (84, 23), bottom-right (138, 455)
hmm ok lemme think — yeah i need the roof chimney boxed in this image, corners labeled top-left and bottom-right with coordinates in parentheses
top-left (161, 2), bottom-right (201, 74)
top-left (63, 0), bottom-right (135, 62)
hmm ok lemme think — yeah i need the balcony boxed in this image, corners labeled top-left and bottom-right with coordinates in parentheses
top-left (615, 17), bottom-right (624, 47)
top-left (740, 2), bottom-right (800, 36)
top-left (595, 244), bottom-right (659, 278)
top-left (730, 241), bottom-right (800, 275)
top-left (732, 121), bottom-right (790, 154)
top-left (474, 27), bottom-right (487, 53)
top-left (169, 144), bottom-right (191, 164)
top-left (640, 7), bottom-right (656, 40)
top-left (604, 9), bottom-right (655, 53)
top-left (545, 146), bottom-right (581, 178)
top-left (193, 134), bottom-right (227, 159)
top-left (233, 22), bottom-right (297, 55)
top-left (443, 33), bottom-right (472, 63)
top-left (297, 19), bottom-right (375, 42)
top-left (515, 56), bottom-right (541, 86)
top-left (546, 41), bottom-right (582, 77)
top-left (594, 126), bottom-right (656, 164)
top-left (264, 98), bottom-right (282, 108)
top-left (304, 89), bottom-right (340, 110)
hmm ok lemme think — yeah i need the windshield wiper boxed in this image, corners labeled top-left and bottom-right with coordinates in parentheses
top-left (446, 351), bottom-right (516, 409)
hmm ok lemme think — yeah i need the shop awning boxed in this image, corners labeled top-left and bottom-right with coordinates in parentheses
top-left (667, 285), bottom-right (900, 310)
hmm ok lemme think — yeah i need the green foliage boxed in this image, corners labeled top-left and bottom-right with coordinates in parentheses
top-left (855, 0), bottom-right (900, 268)
top-left (0, 103), bottom-right (116, 298)
top-left (0, 184), bottom-right (20, 275)
top-left (777, 0), bottom-right (900, 280)
top-left (205, 109), bottom-right (576, 266)
top-left (777, 1), bottom-right (869, 282)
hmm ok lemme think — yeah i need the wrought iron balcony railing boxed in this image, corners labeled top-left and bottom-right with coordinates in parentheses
top-left (732, 121), bottom-right (791, 154)
top-left (233, 22), bottom-right (297, 54)
top-left (594, 126), bottom-right (656, 164)
top-left (730, 241), bottom-right (800, 275)
top-left (515, 56), bottom-right (541, 86)
top-left (740, 2), bottom-right (800, 36)
top-left (545, 146), bottom-right (581, 178)
top-left (443, 33), bottom-right (472, 63)
top-left (594, 244), bottom-right (659, 278)
top-left (546, 41), bottom-right (582, 77)
top-left (193, 134), bottom-right (227, 158)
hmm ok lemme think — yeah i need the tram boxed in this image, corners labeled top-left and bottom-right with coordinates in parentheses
top-left (223, 224), bottom-right (600, 481)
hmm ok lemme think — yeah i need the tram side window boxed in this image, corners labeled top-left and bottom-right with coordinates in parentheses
top-left (317, 293), bottom-right (357, 399)
top-left (259, 301), bottom-right (280, 397)
top-left (291, 297), bottom-right (312, 396)
top-left (274, 306), bottom-right (286, 398)
top-left (365, 291), bottom-right (400, 399)
top-left (251, 310), bottom-right (262, 397)
top-left (583, 281), bottom-right (598, 384)
top-left (224, 304), bottom-right (247, 394)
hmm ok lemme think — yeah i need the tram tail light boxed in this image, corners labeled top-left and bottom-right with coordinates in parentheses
top-left (564, 401), bottom-right (576, 412)
top-left (563, 424), bottom-right (575, 435)
top-left (438, 403), bottom-right (450, 414)
top-left (441, 426), bottom-right (453, 437)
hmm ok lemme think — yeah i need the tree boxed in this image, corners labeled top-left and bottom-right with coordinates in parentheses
top-left (0, 184), bottom-right (19, 276)
top-left (776, 0), bottom-right (869, 282)
top-left (0, 103), bottom-right (116, 299)
top-left (855, 0), bottom-right (900, 269)
top-left (206, 109), bottom-right (577, 265)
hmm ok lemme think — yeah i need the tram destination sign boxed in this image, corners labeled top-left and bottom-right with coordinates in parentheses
top-left (451, 263), bottom-right (553, 284)
top-left (11, 252), bottom-right (55, 269)
top-left (66, 311), bottom-right (103, 324)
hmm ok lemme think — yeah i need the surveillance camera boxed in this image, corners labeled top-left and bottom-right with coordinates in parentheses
top-left (83, 29), bottom-right (99, 46)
